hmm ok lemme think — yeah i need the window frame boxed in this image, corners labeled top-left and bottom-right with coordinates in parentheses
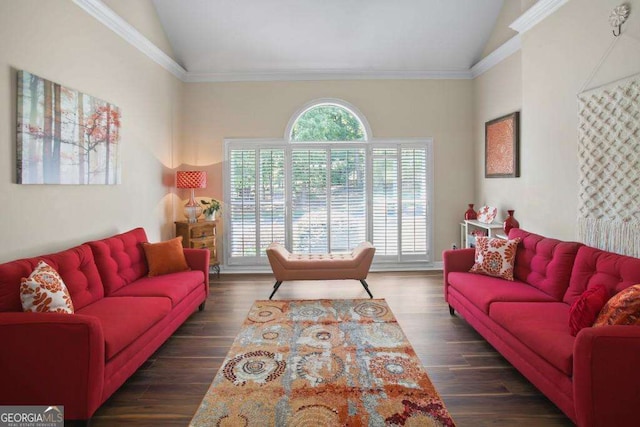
top-left (223, 137), bottom-right (434, 269)
top-left (223, 99), bottom-right (433, 269)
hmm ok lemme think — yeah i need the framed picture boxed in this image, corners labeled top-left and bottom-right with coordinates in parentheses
top-left (485, 112), bottom-right (520, 178)
top-left (17, 70), bottom-right (121, 184)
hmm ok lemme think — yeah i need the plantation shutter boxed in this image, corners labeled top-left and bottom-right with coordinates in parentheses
top-left (259, 149), bottom-right (286, 254)
top-left (229, 149), bottom-right (257, 257)
top-left (225, 139), bottom-right (431, 266)
top-left (372, 148), bottom-right (399, 256)
top-left (400, 147), bottom-right (429, 258)
top-left (330, 148), bottom-right (366, 252)
top-left (291, 149), bottom-right (328, 253)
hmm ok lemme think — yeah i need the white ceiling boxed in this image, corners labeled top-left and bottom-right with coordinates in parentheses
top-left (152, 0), bottom-right (504, 79)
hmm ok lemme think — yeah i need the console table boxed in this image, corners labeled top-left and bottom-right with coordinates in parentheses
top-left (459, 220), bottom-right (506, 248)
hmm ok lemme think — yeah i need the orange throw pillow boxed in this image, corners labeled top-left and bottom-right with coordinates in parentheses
top-left (593, 284), bottom-right (640, 327)
top-left (142, 237), bottom-right (190, 277)
top-left (469, 237), bottom-right (521, 281)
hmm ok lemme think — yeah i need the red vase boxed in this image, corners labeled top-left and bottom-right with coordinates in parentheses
top-left (464, 204), bottom-right (477, 220)
top-left (503, 210), bottom-right (519, 234)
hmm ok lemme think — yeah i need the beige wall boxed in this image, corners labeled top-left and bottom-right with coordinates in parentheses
top-left (182, 80), bottom-right (475, 262)
top-left (474, 0), bottom-right (640, 241)
top-left (473, 52), bottom-right (523, 216)
top-left (102, 0), bottom-right (177, 62)
top-left (480, 0), bottom-right (536, 58)
top-left (0, 0), bottom-right (183, 262)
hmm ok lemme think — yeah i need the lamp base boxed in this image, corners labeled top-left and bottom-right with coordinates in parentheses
top-left (184, 205), bottom-right (202, 223)
top-left (184, 189), bottom-right (202, 223)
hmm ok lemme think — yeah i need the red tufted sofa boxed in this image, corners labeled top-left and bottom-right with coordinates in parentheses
top-left (0, 228), bottom-right (209, 422)
top-left (443, 228), bottom-right (640, 427)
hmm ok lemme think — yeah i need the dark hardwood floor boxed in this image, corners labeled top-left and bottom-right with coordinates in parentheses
top-left (90, 272), bottom-right (573, 426)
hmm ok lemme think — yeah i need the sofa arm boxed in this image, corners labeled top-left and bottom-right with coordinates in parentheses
top-left (573, 325), bottom-right (640, 427)
top-left (184, 248), bottom-right (210, 293)
top-left (442, 248), bottom-right (475, 302)
top-left (0, 312), bottom-right (105, 420)
top-left (443, 248), bottom-right (475, 274)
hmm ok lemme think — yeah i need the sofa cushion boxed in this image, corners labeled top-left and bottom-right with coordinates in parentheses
top-left (508, 229), bottom-right (582, 301)
top-left (448, 272), bottom-right (556, 314)
top-left (594, 284), bottom-right (640, 327)
top-left (0, 244), bottom-right (104, 312)
top-left (563, 246), bottom-right (640, 305)
top-left (76, 296), bottom-right (171, 360)
top-left (110, 271), bottom-right (204, 307)
top-left (20, 261), bottom-right (74, 314)
top-left (142, 237), bottom-right (190, 277)
top-left (87, 228), bottom-right (149, 295)
top-left (490, 302), bottom-right (574, 376)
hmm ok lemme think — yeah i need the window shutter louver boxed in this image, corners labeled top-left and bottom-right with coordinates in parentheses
top-left (259, 149), bottom-right (286, 254)
top-left (401, 148), bottom-right (428, 257)
top-left (372, 148), bottom-right (399, 256)
top-left (229, 149), bottom-right (257, 257)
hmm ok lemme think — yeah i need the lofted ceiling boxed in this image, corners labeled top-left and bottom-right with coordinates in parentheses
top-left (151, 0), bottom-right (505, 80)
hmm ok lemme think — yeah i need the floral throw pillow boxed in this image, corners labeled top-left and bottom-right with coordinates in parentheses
top-left (20, 260), bottom-right (74, 314)
top-left (469, 237), bottom-right (521, 281)
top-left (593, 284), bottom-right (640, 327)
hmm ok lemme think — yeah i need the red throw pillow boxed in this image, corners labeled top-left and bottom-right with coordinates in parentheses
top-left (593, 284), bottom-right (640, 327)
top-left (142, 237), bottom-right (190, 277)
top-left (569, 285), bottom-right (609, 336)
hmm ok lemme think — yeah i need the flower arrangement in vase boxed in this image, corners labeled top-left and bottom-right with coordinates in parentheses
top-left (200, 198), bottom-right (221, 221)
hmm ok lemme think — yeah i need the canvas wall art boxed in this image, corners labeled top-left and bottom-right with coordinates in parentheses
top-left (485, 112), bottom-right (520, 178)
top-left (17, 70), bottom-right (121, 184)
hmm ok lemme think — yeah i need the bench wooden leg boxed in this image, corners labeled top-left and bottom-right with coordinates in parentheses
top-left (360, 280), bottom-right (373, 298)
top-left (269, 281), bottom-right (283, 300)
top-left (449, 304), bottom-right (455, 316)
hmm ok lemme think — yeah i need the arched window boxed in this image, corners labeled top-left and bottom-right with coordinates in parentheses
top-left (225, 99), bottom-right (432, 267)
top-left (289, 102), bottom-right (367, 142)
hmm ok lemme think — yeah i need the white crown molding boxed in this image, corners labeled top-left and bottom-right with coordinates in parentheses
top-left (471, 35), bottom-right (521, 78)
top-left (185, 69), bottom-right (473, 83)
top-left (72, 0), bottom-right (187, 81)
top-left (510, 0), bottom-right (570, 34)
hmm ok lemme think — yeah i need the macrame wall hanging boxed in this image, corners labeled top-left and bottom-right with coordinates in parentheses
top-left (577, 73), bottom-right (640, 257)
top-left (576, 4), bottom-right (639, 257)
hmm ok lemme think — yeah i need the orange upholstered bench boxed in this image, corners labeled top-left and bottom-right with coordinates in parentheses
top-left (265, 242), bottom-right (376, 300)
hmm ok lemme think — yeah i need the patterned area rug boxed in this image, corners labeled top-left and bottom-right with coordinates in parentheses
top-left (190, 299), bottom-right (455, 426)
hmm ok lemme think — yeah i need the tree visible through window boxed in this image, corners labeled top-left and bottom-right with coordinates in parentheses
top-left (226, 100), bottom-right (431, 266)
top-left (291, 104), bottom-right (365, 142)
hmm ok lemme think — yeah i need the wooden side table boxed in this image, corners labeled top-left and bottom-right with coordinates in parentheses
top-left (175, 220), bottom-right (220, 277)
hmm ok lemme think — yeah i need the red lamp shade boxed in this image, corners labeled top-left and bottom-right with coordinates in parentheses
top-left (176, 171), bottom-right (207, 223)
top-left (176, 171), bottom-right (207, 189)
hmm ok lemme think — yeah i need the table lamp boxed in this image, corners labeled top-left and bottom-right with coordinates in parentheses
top-left (176, 170), bottom-right (207, 223)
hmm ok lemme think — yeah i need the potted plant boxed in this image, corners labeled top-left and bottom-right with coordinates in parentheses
top-left (200, 198), bottom-right (221, 221)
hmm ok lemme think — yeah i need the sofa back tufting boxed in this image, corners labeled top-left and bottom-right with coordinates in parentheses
top-left (563, 245), bottom-right (640, 304)
top-left (508, 229), bottom-right (582, 300)
top-left (86, 228), bottom-right (149, 295)
top-left (0, 244), bottom-right (105, 311)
